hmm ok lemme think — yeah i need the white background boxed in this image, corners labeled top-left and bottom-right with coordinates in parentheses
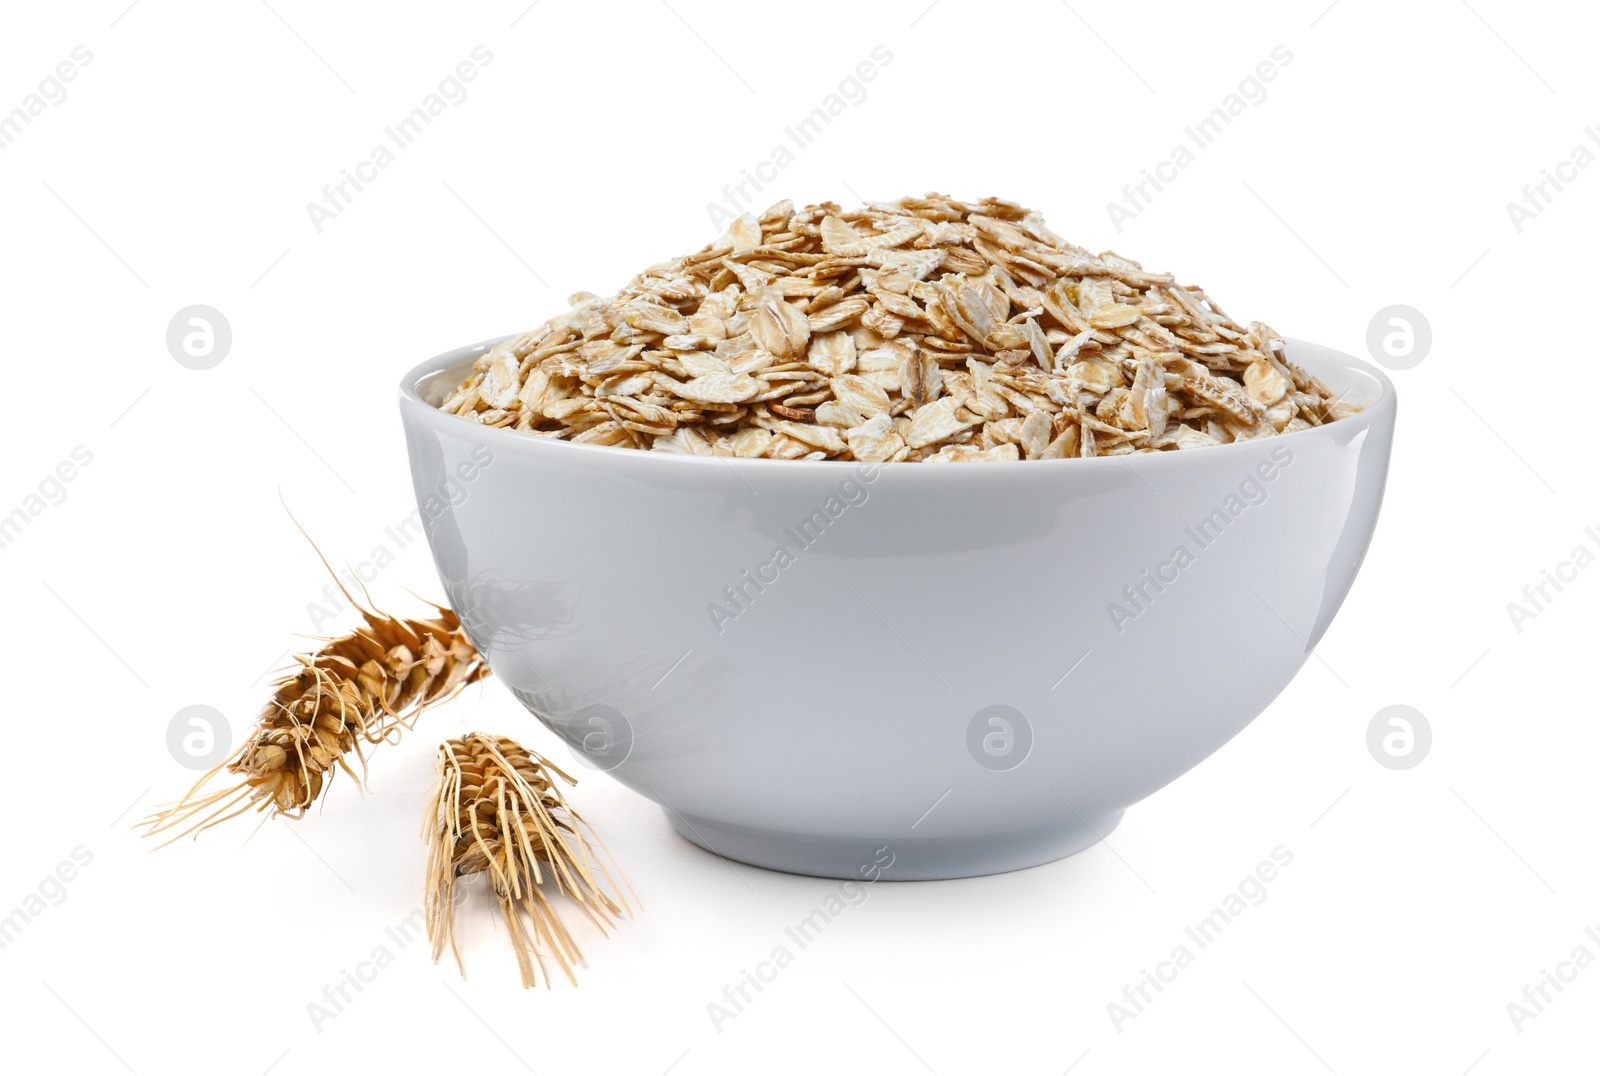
top-left (1, 1), bottom-right (1595, 1073)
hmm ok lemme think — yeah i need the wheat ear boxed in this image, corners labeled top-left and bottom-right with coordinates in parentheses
top-left (140, 601), bottom-right (490, 844)
top-left (424, 733), bottom-right (632, 988)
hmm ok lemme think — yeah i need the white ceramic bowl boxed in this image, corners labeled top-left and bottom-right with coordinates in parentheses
top-left (399, 338), bottom-right (1395, 880)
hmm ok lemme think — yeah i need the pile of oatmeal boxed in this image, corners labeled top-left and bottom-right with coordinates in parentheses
top-left (440, 195), bottom-right (1357, 462)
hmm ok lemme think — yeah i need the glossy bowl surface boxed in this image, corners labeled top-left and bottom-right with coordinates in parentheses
top-left (399, 338), bottom-right (1395, 879)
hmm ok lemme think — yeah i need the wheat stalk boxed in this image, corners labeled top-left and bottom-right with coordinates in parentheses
top-left (140, 600), bottom-right (490, 844)
top-left (425, 732), bottom-right (632, 988)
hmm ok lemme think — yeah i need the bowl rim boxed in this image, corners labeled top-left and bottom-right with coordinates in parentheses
top-left (398, 333), bottom-right (1395, 474)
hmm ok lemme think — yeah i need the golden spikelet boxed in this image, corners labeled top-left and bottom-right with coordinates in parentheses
top-left (141, 601), bottom-right (490, 844)
top-left (425, 733), bottom-right (632, 988)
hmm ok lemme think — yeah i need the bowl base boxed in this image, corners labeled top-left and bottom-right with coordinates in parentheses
top-left (664, 808), bottom-right (1126, 881)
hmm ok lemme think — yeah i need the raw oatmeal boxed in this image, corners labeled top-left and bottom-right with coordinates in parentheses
top-left (439, 195), bottom-right (1358, 462)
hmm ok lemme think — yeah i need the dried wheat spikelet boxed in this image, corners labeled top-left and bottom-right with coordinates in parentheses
top-left (425, 732), bottom-right (632, 989)
top-left (140, 598), bottom-right (490, 844)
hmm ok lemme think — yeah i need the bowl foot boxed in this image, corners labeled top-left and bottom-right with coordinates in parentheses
top-left (664, 808), bottom-right (1126, 881)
